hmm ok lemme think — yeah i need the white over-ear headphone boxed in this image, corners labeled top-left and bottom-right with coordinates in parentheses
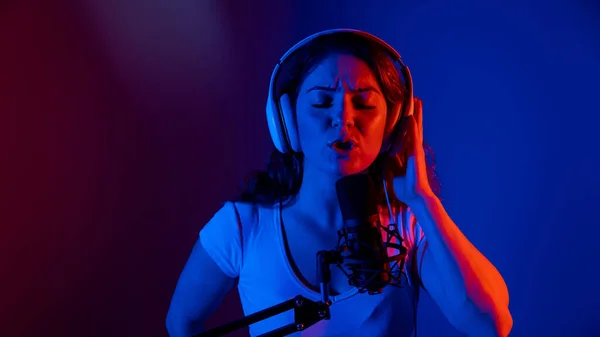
top-left (265, 28), bottom-right (414, 154)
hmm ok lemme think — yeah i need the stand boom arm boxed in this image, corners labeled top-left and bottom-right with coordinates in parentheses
top-left (194, 250), bottom-right (339, 337)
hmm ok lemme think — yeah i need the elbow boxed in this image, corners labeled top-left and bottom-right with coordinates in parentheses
top-left (491, 305), bottom-right (513, 337)
top-left (452, 301), bottom-right (513, 337)
top-left (481, 305), bottom-right (513, 337)
top-left (165, 310), bottom-right (180, 337)
top-left (166, 309), bottom-right (197, 337)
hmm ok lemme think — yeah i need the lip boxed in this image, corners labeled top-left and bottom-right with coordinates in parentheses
top-left (327, 138), bottom-right (358, 156)
top-left (327, 137), bottom-right (358, 147)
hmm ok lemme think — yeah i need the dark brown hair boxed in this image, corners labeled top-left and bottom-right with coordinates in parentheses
top-left (237, 33), bottom-right (441, 207)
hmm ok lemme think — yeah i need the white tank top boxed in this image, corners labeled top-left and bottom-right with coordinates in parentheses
top-left (200, 201), bottom-right (425, 337)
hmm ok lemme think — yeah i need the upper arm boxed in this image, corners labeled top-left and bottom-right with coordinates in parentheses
top-left (166, 202), bottom-right (244, 336)
top-left (166, 238), bottom-right (236, 336)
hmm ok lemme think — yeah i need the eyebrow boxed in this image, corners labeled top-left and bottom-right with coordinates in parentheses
top-left (307, 85), bottom-right (380, 94)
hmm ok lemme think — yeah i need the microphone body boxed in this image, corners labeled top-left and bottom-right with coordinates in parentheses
top-left (335, 174), bottom-right (391, 295)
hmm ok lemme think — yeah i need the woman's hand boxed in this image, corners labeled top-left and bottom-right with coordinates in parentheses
top-left (390, 98), bottom-right (435, 205)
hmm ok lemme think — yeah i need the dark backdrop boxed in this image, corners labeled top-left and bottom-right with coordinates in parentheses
top-left (2, 0), bottom-right (600, 336)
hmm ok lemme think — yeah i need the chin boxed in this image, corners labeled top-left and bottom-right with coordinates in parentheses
top-left (330, 160), bottom-right (370, 177)
top-left (314, 150), bottom-right (376, 178)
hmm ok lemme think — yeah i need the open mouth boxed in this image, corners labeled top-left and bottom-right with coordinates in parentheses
top-left (329, 140), bottom-right (356, 152)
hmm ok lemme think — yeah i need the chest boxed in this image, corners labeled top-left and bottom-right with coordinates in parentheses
top-left (281, 217), bottom-right (358, 296)
top-left (235, 205), bottom-right (418, 337)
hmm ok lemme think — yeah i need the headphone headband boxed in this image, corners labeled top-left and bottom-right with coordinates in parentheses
top-left (278, 29), bottom-right (402, 63)
top-left (266, 29), bottom-right (413, 154)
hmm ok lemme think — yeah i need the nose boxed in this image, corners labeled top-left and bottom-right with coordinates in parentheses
top-left (331, 118), bottom-right (353, 128)
top-left (331, 103), bottom-right (355, 128)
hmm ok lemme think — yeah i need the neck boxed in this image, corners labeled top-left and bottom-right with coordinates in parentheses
top-left (293, 165), bottom-right (344, 230)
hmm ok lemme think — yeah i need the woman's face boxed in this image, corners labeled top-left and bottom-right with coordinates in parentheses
top-left (295, 53), bottom-right (388, 177)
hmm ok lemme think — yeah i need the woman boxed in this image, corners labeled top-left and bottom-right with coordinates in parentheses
top-left (166, 29), bottom-right (513, 337)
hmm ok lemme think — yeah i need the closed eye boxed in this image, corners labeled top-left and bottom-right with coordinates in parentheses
top-left (356, 104), bottom-right (376, 109)
top-left (311, 103), bottom-right (376, 109)
top-left (353, 95), bottom-right (377, 110)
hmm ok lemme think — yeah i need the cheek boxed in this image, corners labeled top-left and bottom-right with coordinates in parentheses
top-left (296, 110), bottom-right (326, 146)
top-left (360, 114), bottom-right (387, 147)
top-left (296, 100), bottom-right (327, 127)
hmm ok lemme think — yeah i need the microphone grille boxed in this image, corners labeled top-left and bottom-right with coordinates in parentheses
top-left (335, 174), bottom-right (378, 221)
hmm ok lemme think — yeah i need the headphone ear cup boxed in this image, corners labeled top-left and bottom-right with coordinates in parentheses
top-left (279, 93), bottom-right (301, 152)
top-left (385, 102), bottom-right (402, 136)
top-left (266, 91), bottom-right (290, 153)
top-left (381, 102), bottom-right (402, 153)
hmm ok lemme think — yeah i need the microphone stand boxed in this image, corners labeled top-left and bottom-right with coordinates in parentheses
top-left (194, 250), bottom-right (341, 337)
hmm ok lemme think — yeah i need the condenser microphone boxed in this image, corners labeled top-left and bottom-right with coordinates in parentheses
top-left (335, 174), bottom-right (391, 295)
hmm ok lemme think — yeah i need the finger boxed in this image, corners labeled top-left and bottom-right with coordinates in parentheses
top-left (419, 99), bottom-right (424, 142)
top-left (404, 114), bottom-right (418, 157)
top-left (406, 94), bottom-right (415, 117)
top-left (415, 98), bottom-right (423, 142)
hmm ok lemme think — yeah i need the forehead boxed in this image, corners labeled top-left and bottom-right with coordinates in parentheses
top-left (301, 54), bottom-right (379, 89)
